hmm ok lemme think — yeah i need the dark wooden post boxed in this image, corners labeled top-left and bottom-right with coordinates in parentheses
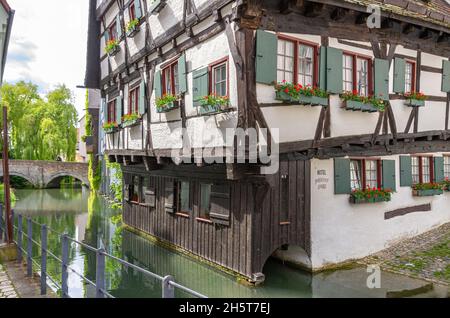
top-left (2, 106), bottom-right (13, 244)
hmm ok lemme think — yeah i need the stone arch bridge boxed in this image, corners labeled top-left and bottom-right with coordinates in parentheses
top-left (0, 160), bottom-right (89, 188)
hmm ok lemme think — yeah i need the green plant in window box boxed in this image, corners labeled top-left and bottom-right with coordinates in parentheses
top-left (311, 87), bottom-right (329, 106)
top-left (126, 18), bottom-right (140, 37)
top-left (350, 187), bottom-right (393, 204)
top-left (340, 91), bottom-right (384, 113)
top-left (199, 94), bottom-right (229, 114)
top-left (404, 91), bottom-right (426, 107)
top-left (105, 39), bottom-right (120, 56)
top-left (412, 182), bottom-right (444, 196)
top-left (275, 82), bottom-right (329, 106)
top-left (156, 94), bottom-right (180, 113)
top-left (443, 178), bottom-right (450, 191)
top-left (121, 113), bottom-right (140, 128)
top-left (103, 122), bottom-right (119, 133)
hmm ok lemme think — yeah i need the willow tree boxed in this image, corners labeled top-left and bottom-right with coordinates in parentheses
top-left (0, 81), bottom-right (78, 161)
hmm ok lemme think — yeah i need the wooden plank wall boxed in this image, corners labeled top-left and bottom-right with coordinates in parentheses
top-left (122, 169), bottom-right (255, 279)
top-left (251, 159), bottom-right (311, 274)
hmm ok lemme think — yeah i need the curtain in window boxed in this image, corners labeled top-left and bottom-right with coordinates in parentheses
top-left (357, 58), bottom-right (368, 96)
top-left (350, 160), bottom-right (362, 190)
top-left (277, 40), bottom-right (294, 83)
top-left (298, 44), bottom-right (313, 86)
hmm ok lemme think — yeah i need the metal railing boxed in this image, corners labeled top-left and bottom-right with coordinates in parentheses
top-left (0, 207), bottom-right (207, 299)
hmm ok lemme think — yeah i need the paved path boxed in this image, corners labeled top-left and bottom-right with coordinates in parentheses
top-left (360, 222), bottom-right (450, 286)
top-left (0, 264), bottom-right (18, 298)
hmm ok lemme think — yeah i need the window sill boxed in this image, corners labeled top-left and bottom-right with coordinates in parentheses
top-left (196, 217), bottom-right (213, 224)
top-left (279, 222), bottom-right (291, 226)
top-left (176, 212), bottom-right (190, 219)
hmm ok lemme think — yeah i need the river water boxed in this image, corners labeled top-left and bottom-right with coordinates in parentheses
top-left (12, 188), bottom-right (448, 298)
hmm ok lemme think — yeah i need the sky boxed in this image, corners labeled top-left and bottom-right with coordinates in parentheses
top-left (3, 0), bottom-right (90, 119)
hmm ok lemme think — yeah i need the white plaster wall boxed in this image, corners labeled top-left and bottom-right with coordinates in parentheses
top-left (256, 34), bottom-right (449, 141)
top-left (309, 155), bottom-right (450, 269)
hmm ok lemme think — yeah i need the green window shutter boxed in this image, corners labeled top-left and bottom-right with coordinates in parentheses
top-left (255, 30), bottom-right (277, 85)
top-left (116, 97), bottom-right (122, 124)
top-left (382, 160), bottom-right (396, 192)
top-left (319, 46), bottom-right (327, 90)
top-left (442, 60), bottom-right (450, 93)
top-left (326, 47), bottom-right (343, 94)
top-left (154, 71), bottom-right (162, 100)
top-left (393, 58), bottom-right (406, 94)
top-left (334, 158), bottom-right (351, 194)
top-left (116, 15), bottom-right (122, 39)
top-left (400, 156), bottom-right (412, 187)
top-left (192, 67), bottom-right (209, 107)
top-left (433, 157), bottom-right (444, 183)
top-left (374, 58), bottom-right (390, 101)
top-left (134, 0), bottom-right (142, 19)
top-left (138, 81), bottom-right (146, 115)
top-left (104, 30), bottom-right (110, 45)
top-left (177, 54), bottom-right (188, 94)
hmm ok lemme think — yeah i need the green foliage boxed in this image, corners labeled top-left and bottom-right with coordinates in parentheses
top-left (200, 94), bottom-right (230, 107)
top-left (0, 183), bottom-right (17, 203)
top-left (88, 154), bottom-right (101, 193)
top-left (412, 182), bottom-right (443, 190)
top-left (84, 90), bottom-right (92, 137)
top-left (156, 94), bottom-right (178, 109)
top-left (106, 158), bottom-right (123, 209)
top-left (126, 18), bottom-right (139, 33)
top-left (0, 82), bottom-right (78, 161)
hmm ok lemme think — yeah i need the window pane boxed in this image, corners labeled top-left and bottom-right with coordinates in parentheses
top-left (350, 160), bottom-right (362, 190)
top-left (173, 64), bottom-right (179, 94)
top-left (422, 157), bottom-right (431, 183)
top-left (164, 68), bottom-right (172, 95)
top-left (357, 58), bottom-right (369, 96)
top-left (277, 39), bottom-right (295, 83)
top-left (343, 55), bottom-right (354, 92)
top-left (365, 160), bottom-right (378, 189)
top-left (200, 184), bottom-right (211, 219)
top-left (444, 156), bottom-right (450, 179)
top-left (405, 62), bottom-right (413, 93)
top-left (411, 156), bottom-right (420, 184)
top-left (131, 176), bottom-right (139, 202)
top-left (141, 177), bottom-right (149, 204)
top-left (298, 44), bottom-right (314, 87)
top-left (179, 182), bottom-right (190, 213)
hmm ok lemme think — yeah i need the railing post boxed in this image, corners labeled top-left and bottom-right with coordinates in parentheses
top-left (162, 275), bottom-right (175, 298)
top-left (40, 224), bottom-right (47, 295)
top-left (95, 248), bottom-right (106, 298)
top-left (61, 234), bottom-right (69, 298)
top-left (0, 204), bottom-right (3, 241)
top-left (17, 214), bottom-right (22, 262)
top-left (27, 217), bottom-right (32, 277)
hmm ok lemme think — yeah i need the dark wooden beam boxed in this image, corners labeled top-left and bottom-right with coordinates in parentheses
top-left (385, 204), bottom-right (431, 220)
top-left (330, 7), bottom-right (347, 21)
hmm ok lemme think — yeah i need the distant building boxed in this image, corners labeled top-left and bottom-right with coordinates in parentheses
top-left (77, 115), bottom-right (87, 162)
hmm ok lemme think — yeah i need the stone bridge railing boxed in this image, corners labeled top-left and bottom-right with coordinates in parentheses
top-left (0, 160), bottom-right (89, 188)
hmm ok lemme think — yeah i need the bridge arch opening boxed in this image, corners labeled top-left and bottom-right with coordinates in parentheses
top-left (0, 174), bottom-right (36, 189)
top-left (46, 174), bottom-right (87, 189)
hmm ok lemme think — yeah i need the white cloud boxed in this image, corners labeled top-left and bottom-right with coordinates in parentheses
top-left (3, 0), bottom-right (89, 118)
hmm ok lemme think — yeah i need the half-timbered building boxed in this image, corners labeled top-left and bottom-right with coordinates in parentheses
top-left (85, 0), bottom-right (450, 283)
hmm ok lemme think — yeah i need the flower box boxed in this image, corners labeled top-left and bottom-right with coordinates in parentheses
top-left (104, 127), bottom-right (118, 134)
top-left (156, 100), bottom-right (179, 113)
top-left (149, 0), bottom-right (166, 14)
top-left (344, 100), bottom-right (377, 112)
top-left (312, 96), bottom-right (329, 107)
top-left (405, 99), bottom-right (425, 107)
top-left (126, 25), bottom-right (140, 38)
top-left (412, 189), bottom-right (443, 197)
top-left (350, 195), bottom-right (390, 204)
top-left (199, 104), bottom-right (223, 115)
top-left (275, 91), bottom-right (297, 103)
top-left (107, 45), bottom-right (120, 57)
top-left (121, 118), bottom-right (141, 128)
top-left (298, 95), bottom-right (314, 105)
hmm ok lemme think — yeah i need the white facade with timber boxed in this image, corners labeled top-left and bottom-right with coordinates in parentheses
top-left (85, 0), bottom-right (450, 282)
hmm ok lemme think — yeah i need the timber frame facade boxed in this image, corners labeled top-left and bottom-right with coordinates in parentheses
top-left (85, 0), bottom-right (450, 283)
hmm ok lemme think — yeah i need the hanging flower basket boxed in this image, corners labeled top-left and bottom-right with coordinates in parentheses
top-left (404, 92), bottom-right (426, 107)
top-left (105, 40), bottom-right (120, 57)
top-left (121, 113), bottom-right (141, 128)
top-left (199, 95), bottom-right (230, 115)
top-left (349, 188), bottom-right (392, 204)
top-left (126, 19), bottom-right (140, 38)
top-left (412, 183), bottom-right (444, 197)
top-left (156, 94), bottom-right (180, 113)
top-left (149, 0), bottom-right (167, 14)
